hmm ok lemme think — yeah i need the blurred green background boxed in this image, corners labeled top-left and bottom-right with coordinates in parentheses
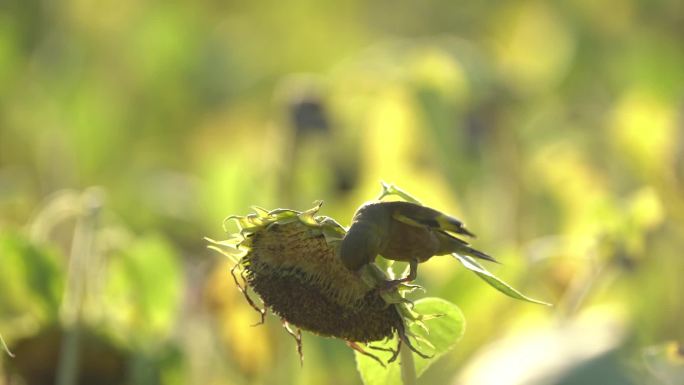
top-left (1, 0), bottom-right (683, 384)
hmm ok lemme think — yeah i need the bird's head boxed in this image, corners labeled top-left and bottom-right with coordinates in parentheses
top-left (339, 221), bottom-right (383, 272)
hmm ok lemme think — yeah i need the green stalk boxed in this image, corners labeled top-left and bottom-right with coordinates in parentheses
top-left (400, 344), bottom-right (417, 385)
top-left (56, 189), bottom-right (103, 385)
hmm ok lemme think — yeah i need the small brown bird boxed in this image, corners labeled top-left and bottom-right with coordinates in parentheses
top-left (340, 201), bottom-right (497, 289)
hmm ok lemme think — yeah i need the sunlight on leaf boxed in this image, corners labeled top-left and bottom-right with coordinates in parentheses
top-left (105, 235), bottom-right (182, 340)
top-left (355, 297), bottom-right (465, 385)
top-left (0, 333), bottom-right (14, 358)
top-left (377, 182), bottom-right (422, 205)
top-left (452, 253), bottom-right (551, 306)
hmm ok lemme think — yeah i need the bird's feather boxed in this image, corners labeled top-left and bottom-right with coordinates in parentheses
top-left (390, 202), bottom-right (476, 238)
top-left (436, 230), bottom-right (499, 263)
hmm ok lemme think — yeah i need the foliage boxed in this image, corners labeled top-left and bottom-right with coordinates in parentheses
top-left (355, 298), bottom-right (465, 385)
top-left (1, 0), bottom-right (683, 384)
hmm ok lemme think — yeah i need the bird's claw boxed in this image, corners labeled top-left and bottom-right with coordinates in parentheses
top-left (374, 278), bottom-right (415, 294)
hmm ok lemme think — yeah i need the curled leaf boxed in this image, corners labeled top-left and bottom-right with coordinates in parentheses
top-left (452, 253), bottom-right (551, 306)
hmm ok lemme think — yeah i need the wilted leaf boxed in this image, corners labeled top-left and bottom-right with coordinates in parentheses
top-left (452, 253), bottom-right (551, 306)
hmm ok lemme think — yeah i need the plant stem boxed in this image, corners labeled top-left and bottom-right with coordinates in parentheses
top-left (56, 189), bottom-right (103, 385)
top-left (400, 344), bottom-right (417, 385)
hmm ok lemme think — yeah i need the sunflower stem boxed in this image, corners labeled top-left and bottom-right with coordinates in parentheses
top-left (400, 343), bottom-right (417, 385)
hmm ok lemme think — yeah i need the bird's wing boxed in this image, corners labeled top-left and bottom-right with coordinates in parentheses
top-left (390, 202), bottom-right (476, 238)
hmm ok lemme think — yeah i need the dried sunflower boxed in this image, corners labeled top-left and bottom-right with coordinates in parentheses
top-left (207, 183), bottom-right (549, 366)
top-left (207, 199), bottom-right (431, 366)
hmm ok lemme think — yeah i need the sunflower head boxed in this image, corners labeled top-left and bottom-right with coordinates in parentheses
top-left (207, 202), bottom-right (425, 364)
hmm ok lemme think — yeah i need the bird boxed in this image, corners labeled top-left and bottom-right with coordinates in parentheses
top-left (339, 201), bottom-right (498, 290)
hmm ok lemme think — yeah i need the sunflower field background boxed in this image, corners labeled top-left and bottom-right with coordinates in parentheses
top-left (1, 0), bottom-right (683, 384)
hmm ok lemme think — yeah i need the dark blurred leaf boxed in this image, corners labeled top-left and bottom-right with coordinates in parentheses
top-left (7, 326), bottom-right (128, 385)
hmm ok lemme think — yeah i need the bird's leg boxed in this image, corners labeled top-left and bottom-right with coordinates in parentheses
top-left (375, 259), bottom-right (418, 293)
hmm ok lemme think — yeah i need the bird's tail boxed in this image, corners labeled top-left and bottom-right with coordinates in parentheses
top-left (436, 231), bottom-right (499, 263)
top-left (458, 244), bottom-right (499, 263)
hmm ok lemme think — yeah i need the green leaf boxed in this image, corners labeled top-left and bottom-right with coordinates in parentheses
top-left (105, 235), bottom-right (182, 341)
top-left (355, 297), bottom-right (465, 385)
top-left (377, 182), bottom-right (422, 204)
top-left (0, 232), bottom-right (64, 322)
top-left (451, 253), bottom-right (551, 306)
